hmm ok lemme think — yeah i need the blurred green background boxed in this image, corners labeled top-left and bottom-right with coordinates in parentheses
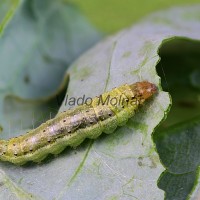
top-left (72, 0), bottom-right (200, 33)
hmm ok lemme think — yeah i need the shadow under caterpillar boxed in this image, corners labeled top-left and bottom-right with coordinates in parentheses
top-left (0, 81), bottom-right (157, 165)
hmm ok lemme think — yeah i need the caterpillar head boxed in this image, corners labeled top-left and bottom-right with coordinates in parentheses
top-left (130, 81), bottom-right (157, 101)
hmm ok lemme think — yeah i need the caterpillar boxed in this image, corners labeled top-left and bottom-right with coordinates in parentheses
top-left (0, 81), bottom-right (157, 165)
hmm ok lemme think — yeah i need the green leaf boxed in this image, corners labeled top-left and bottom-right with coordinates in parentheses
top-left (0, 0), bottom-right (20, 34)
top-left (158, 170), bottom-right (197, 200)
top-left (155, 117), bottom-right (200, 200)
top-left (156, 117), bottom-right (200, 174)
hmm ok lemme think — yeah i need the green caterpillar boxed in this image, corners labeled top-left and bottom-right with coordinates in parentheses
top-left (0, 81), bottom-right (157, 165)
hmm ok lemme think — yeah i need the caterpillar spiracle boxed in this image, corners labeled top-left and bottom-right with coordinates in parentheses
top-left (0, 81), bottom-right (157, 165)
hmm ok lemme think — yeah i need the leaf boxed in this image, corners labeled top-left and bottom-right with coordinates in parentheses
top-left (156, 117), bottom-right (200, 174)
top-left (1, 4), bottom-right (200, 200)
top-left (0, 0), bottom-right (20, 34)
top-left (158, 170), bottom-right (197, 200)
top-left (155, 117), bottom-right (200, 200)
top-left (0, 169), bottom-right (38, 200)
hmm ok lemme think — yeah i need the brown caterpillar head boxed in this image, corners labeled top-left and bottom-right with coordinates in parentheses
top-left (130, 81), bottom-right (157, 100)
